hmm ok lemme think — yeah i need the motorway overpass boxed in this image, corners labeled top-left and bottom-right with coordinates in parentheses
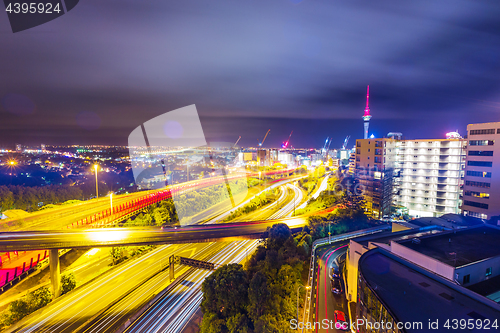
top-left (0, 216), bottom-right (308, 252)
top-left (0, 216), bottom-right (308, 298)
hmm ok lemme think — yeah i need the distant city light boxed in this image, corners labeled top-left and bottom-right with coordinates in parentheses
top-left (370, 134), bottom-right (375, 139)
top-left (446, 131), bottom-right (462, 139)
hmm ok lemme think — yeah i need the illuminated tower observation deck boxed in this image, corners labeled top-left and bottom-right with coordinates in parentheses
top-left (363, 85), bottom-right (372, 139)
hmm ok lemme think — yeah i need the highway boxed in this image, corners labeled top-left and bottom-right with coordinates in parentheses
top-left (1, 168), bottom-right (295, 232)
top-left (0, 169), bottom-right (305, 332)
top-left (124, 240), bottom-right (259, 333)
top-left (6, 242), bottom-right (225, 333)
top-left (79, 241), bottom-right (258, 333)
top-left (123, 175), bottom-right (305, 333)
top-left (204, 176), bottom-right (306, 224)
top-left (3, 173), bottom-right (308, 333)
top-left (227, 182), bottom-right (304, 222)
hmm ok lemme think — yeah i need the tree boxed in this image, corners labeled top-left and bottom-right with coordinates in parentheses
top-left (7, 298), bottom-right (30, 323)
top-left (61, 273), bottom-right (77, 295)
top-left (199, 312), bottom-right (225, 333)
top-left (264, 223), bottom-right (292, 251)
top-left (253, 314), bottom-right (280, 333)
top-left (248, 272), bottom-right (270, 321)
top-left (0, 186), bottom-right (14, 212)
top-left (226, 313), bottom-right (251, 333)
top-left (110, 247), bottom-right (128, 265)
top-left (6, 287), bottom-right (52, 325)
top-left (200, 264), bottom-right (249, 333)
top-left (27, 287), bottom-right (52, 311)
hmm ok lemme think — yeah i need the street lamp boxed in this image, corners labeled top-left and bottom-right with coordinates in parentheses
top-left (296, 285), bottom-right (311, 325)
top-left (94, 164), bottom-right (99, 200)
top-left (329, 222), bottom-right (331, 244)
top-left (110, 193), bottom-right (113, 214)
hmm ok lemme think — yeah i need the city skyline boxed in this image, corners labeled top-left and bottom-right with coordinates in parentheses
top-left (2, 2), bottom-right (500, 332)
top-left (1, 0), bottom-right (500, 147)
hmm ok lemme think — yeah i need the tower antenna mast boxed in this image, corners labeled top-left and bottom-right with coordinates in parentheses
top-left (363, 85), bottom-right (372, 139)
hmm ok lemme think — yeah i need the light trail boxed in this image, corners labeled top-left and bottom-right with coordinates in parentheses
top-left (124, 180), bottom-right (305, 333)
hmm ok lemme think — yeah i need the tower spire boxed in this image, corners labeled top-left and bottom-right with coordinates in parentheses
top-left (362, 85), bottom-right (372, 139)
top-left (364, 85), bottom-right (371, 117)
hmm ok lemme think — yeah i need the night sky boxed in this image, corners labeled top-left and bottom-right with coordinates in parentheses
top-left (1, 0), bottom-right (500, 148)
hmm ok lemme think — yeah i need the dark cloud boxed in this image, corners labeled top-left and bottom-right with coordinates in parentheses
top-left (1, 0), bottom-right (500, 148)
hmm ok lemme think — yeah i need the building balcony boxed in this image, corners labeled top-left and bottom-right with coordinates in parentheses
top-left (398, 198), bottom-right (459, 208)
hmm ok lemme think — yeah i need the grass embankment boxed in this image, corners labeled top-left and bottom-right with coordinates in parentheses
top-left (222, 189), bottom-right (278, 222)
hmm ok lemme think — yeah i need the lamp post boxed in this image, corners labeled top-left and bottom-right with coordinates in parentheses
top-left (329, 222), bottom-right (331, 244)
top-left (110, 193), bottom-right (113, 214)
top-left (94, 164), bottom-right (99, 201)
top-left (296, 285), bottom-right (311, 326)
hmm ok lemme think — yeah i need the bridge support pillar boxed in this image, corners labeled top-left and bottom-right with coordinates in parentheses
top-left (49, 249), bottom-right (61, 298)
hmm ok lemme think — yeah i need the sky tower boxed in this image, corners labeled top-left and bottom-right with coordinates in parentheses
top-left (363, 85), bottom-right (372, 139)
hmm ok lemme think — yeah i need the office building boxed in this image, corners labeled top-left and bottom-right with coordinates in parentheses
top-left (278, 151), bottom-right (293, 166)
top-left (346, 223), bottom-right (500, 333)
top-left (357, 247), bottom-right (500, 333)
top-left (348, 152), bottom-right (355, 174)
top-left (355, 135), bottom-right (466, 218)
top-left (238, 152), bottom-right (254, 163)
top-left (462, 122), bottom-right (500, 220)
top-left (354, 138), bottom-right (397, 218)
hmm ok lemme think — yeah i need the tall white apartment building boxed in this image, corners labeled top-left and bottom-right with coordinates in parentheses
top-left (395, 139), bottom-right (466, 217)
top-left (462, 122), bottom-right (500, 220)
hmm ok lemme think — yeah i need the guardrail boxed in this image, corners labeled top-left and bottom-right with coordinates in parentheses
top-left (301, 225), bottom-right (391, 332)
top-left (0, 249), bottom-right (70, 295)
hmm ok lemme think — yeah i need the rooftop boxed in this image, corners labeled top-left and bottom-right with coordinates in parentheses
top-left (355, 227), bottom-right (442, 247)
top-left (410, 213), bottom-right (483, 230)
top-left (359, 249), bottom-right (500, 331)
top-left (467, 275), bottom-right (500, 302)
top-left (399, 225), bottom-right (500, 267)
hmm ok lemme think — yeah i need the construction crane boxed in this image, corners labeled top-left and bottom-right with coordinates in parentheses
top-left (323, 137), bottom-right (333, 159)
top-left (281, 131), bottom-right (293, 149)
top-left (342, 135), bottom-right (350, 150)
top-left (233, 136), bottom-right (241, 148)
top-left (322, 137), bottom-right (329, 153)
top-left (259, 129), bottom-right (271, 147)
top-left (326, 137), bottom-right (333, 151)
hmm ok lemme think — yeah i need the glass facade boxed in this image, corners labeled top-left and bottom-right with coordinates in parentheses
top-left (357, 273), bottom-right (402, 333)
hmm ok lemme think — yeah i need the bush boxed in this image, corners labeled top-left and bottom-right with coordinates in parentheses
top-left (2, 287), bottom-right (52, 327)
top-left (110, 247), bottom-right (129, 265)
top-left (61, 273), bottom-right (77, 295)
